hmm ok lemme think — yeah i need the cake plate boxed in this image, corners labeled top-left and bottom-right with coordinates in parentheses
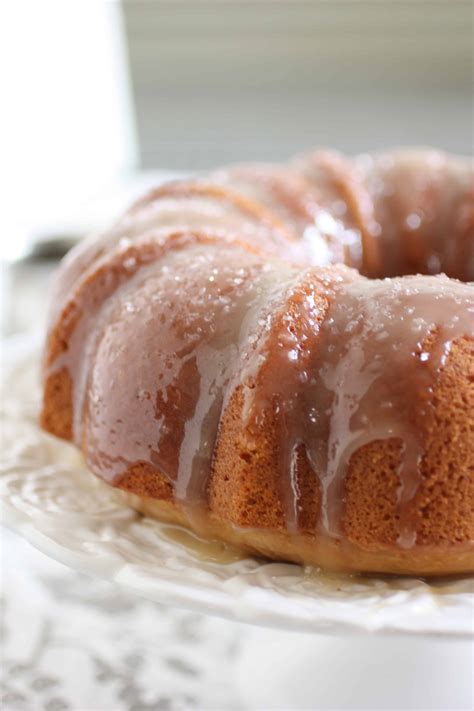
top-left (2, 336), bottom-right (473, 709)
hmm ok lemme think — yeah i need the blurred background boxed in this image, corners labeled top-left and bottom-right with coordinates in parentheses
top-left (1, 1), bottom-right (472, 270)
top-left (125, 0), bottom-right (472, 167)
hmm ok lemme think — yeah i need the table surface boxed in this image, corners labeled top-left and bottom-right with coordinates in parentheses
top-left (2, 525), bottom-right (249, 711)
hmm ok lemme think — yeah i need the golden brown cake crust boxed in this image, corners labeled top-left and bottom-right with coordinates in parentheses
top-left (40, 148), bottom-right (474, 576)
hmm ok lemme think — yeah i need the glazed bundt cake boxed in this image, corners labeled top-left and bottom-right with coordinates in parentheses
top-left (40, 148), bottom-right (474, 575)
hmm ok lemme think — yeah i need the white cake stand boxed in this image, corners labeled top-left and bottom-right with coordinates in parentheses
top-left (2, 337), bottom-right (473, 709)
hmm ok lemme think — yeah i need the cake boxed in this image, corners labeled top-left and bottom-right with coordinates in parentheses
top-left (40, 148), bottom-right (474, 576)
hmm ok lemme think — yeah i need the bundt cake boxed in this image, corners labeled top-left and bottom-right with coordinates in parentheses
top-left (40, 148), bottom-right (474, 576)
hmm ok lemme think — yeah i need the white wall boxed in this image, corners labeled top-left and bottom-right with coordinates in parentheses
top-left (1, 1), bottom-right (136, 259)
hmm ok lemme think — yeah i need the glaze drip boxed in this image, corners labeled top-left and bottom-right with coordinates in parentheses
top-left (240, 269), bottom-right (474, 542)
top-left (43, 148), bottom-right (474, 550)
top-left (308, 274), bottom-right (474, 545)
top-left (67, 243), bottom-right (299, 516)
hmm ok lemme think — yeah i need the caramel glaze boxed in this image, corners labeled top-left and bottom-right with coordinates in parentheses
top-left (41, 148), bottom-right (474, 571)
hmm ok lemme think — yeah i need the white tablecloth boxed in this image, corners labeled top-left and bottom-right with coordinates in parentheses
top-left (2, 528), bottom-right (244, 710)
